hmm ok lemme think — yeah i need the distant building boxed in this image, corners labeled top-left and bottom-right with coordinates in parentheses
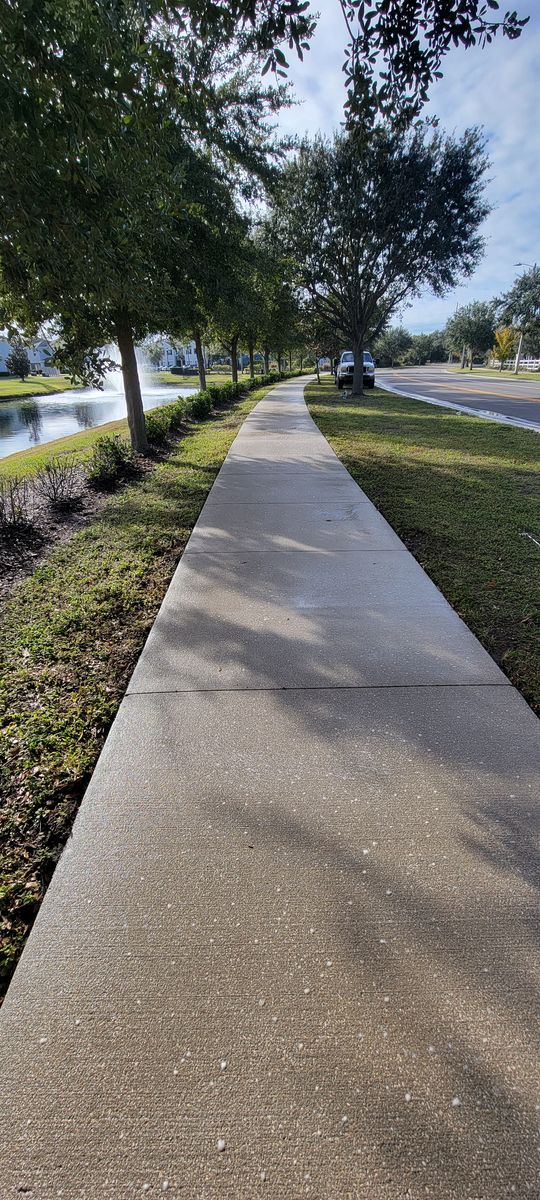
top-left (142, 338), bottom-right (210, 371)
top-left (0, 336), bottom-right (58, 375)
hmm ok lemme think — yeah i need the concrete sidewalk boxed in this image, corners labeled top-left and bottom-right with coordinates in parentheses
top-left (1, 378), bottom-right (539, 1199)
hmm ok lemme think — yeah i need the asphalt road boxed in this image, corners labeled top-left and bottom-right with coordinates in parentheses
top-left (378, 365), bottom-right (540, 430)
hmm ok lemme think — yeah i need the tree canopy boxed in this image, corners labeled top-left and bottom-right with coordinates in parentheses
top-left (270, 124), bottom-right (489, 392)
top-left (5, 342), bottom-right (31, 382)
top-left (497, 266), bottom-right (540, 353)
top-left (444, 300), bottom-right (495, 366)
top-left (0, 0), bottom-right (316, 448)
top-left (339, 1), bottom-right (529, 127)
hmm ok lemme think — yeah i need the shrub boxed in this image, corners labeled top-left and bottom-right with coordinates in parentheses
top-left (187, 391), bottom-right (212, 421)
top-left (35, 455), bottom-right (83, 509)
top-left (0, 476), bottom-right (34, 531)
top-left (86, 435), bottom-right (136, 490)
top-left (145, 410), bottom-right (171, 447)
top-left (168, 398), bottom-right (190, 431)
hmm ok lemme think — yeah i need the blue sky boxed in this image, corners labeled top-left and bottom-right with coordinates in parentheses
top-left (278, 1), bottom-right (540, 333)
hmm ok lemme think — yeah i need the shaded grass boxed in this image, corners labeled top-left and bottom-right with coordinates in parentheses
top-left (306, 379), bottom-right (539, 713)
top-left (0, 375), bottom-right (75, 399)
top-left (0, 386), bottom-right (266, 995)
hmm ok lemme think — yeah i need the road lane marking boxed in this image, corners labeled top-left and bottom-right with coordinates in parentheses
top-left (378, 381), bottom-right (540, 433)
top-left (381, 377), bottom-right (540, 403)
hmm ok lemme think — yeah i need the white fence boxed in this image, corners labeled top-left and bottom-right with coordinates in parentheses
top-left (487, 357), bottom-right (540, 371)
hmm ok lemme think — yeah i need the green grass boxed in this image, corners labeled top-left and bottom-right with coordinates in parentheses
top-left (0, 418), bottom-right (133, 478)
top-left (448, 367), bottom-right (540, 382)
top-left (0, 383), bottom-right (270, 996)
top-left (306, 379), bottom-right (539, 713)
top-left (0, 374), bottom-right (76, 399)
top-left (150, 369), bottom-right (244, 386)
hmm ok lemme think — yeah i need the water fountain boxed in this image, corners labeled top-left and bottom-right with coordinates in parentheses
top-left (0, 343), bottom-right (194, 459)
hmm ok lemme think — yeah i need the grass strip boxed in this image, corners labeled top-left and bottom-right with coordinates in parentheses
top-left (447, 367), bottom-right (540, 382)
top-left (0, 375), bottom-right (76, 400)
top-left (0, 419), bottom-right (134, 478)
top-left (0, 384), bottom-right (269, 995)
top-left (306, 379), bottom-right (539, 713)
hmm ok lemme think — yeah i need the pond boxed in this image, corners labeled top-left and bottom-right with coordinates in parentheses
top-left (0, 381), bottom-right (194, 460)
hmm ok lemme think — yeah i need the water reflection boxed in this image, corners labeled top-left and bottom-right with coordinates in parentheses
top-left (0, 384), bottom-right (193, 460)
top-left (19, 401), bottom-right (43, 443)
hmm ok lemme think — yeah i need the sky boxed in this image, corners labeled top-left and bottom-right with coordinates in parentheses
top-left (277, 1), bottom-right (540, 333)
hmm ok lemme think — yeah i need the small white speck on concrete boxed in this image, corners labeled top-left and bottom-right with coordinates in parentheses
top-left (217, 1138), bottom-right (226, 1152)
top-left (260, 1170), bottom-right (268, 1182)
top-left (142, 1186), bottom-right (150, 1193)
top-left (452, 1097), bottom-right (461, 1107)
top-left (39, 1037), bottom-right (47, 1045)
top-left (162, 1183), bottom-right (169, 1192)
top-left (220, 1060), bottom-right (227, 1071)
top-left (405, 1093), bottom-right (412, 1102)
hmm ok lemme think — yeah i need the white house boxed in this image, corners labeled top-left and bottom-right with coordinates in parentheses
top-left (29, 338), bottom-right (59, 375)
top-left (143, 338), bottom-right (210, 371)
top-left (0, 336), bottom-right (58, 375)
top-left (0, 339), bottom-right (11, 373)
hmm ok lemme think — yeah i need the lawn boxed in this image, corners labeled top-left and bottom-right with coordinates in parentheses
top-left (151, 369), bottom-right (273, 386)
top-left (306, 379), bottom-right (539, 713)
top-left (0, 417), bottom-right (134, 478)
top-left (0, 383), bottom-right (268, 996)
top-left (0, 374), bottom-right (75, 400)
top-left (448, 367), bottom-right (540, 382)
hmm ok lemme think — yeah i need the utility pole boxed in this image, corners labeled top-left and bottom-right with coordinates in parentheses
top-left (514, 330), bottom-right (523, 375)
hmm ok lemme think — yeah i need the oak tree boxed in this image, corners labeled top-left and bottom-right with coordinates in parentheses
top-left (271, 125), bottom-right (489, 394)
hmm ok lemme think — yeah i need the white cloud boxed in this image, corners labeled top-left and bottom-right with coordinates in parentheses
top-left (278, 0), bottom-right (540, 332)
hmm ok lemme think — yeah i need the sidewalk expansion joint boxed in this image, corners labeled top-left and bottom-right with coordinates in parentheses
top-left (125, 680), bottom-right (512, 698)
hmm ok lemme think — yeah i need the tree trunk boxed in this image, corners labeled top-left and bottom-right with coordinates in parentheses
top-left (248, 339), bottom-right (255, 379)
top-left (469, 347), bottom-right (473, 371)
top-left (194, 329), bottom-right (206, 390)
top-left (460, 344), bottom-right (466, 369)
top-left (277, 351), bottom-right (283, 374)
top-left (300, 355), bottom-right (303, 371)
top-left (315, 357), bottom-right (320, 383)
top-left (115, 311), bottom-right (148, 453)
top-left (263, 346), bottom-right (270, 374)
top-left (231, 335), bottom-right (238, 384)
top-left (352, 341), bottom-right (364, 396)
top-left (288, 349), bottom-right (292, 372)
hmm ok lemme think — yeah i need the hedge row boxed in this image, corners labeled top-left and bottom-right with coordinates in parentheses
top-left (144, 371), bottom-right (288, 447)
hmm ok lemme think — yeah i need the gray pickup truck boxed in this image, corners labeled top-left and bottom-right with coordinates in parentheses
top-left (335, 350), bottom-right (375, 389)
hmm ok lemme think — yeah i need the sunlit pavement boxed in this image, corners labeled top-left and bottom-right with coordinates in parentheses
top-left (378, 364), bottom-right (540, 430)
top-left (1, 378), bottom-right (539, 1198)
